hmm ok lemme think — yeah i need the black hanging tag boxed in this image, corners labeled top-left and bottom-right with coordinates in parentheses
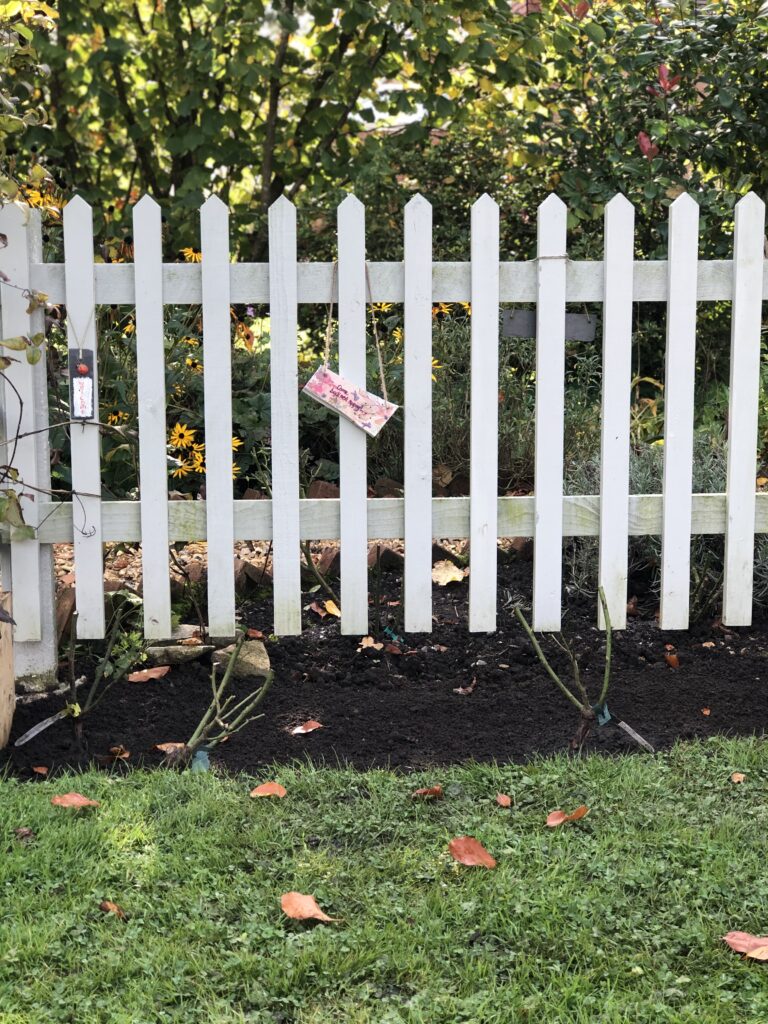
top-left (69, 350), bottom-right (95, 420)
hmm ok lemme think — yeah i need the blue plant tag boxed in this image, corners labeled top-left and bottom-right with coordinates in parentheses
top-left (593, 702), bottom-right (612, 727)
top-left (191, 749), bottom-right (210, 773)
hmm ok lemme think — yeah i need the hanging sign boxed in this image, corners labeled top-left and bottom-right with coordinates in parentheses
top-left (303, 365), bottom-right (398, 438)
top-left (69, 350), bottom-right (95, 420)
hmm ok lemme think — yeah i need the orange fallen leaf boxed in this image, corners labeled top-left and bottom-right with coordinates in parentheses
top-left (496, 793), bottom-right (512, 808)
top-left (626, 596), bottom-right (639, 617)
top-left (723, 931), bottom-right (768, 959)
top-left (412, 785), bottom-right (443, 800)
top-left (280, 892), bottom-right (337, 922)
top-left (664, 652), bottom-right (680, 668)
top-left (358, 635), bottom-right (384, 652)
top-left (250, 781), bottom-right (287, 798)
top-left (546, 805), bottom-right (589, 827)
top-left (731, 772), bottom-right (746, 784)
top-left (757, 476), bottom-right (768, 488)
top-left (32, 766), bottom-right (48, 776)
top-left (383, 643), bottom-right (402, 655)
top-left (324, 600), bottom-right (341, 618)
top-left (309, 601), bottom-right (327, 618)
top-left (291, 720), bottom-right (323, 735)
top-left (664, 643), bottom-right (676, 651)
top-left (153, 742), bottom-right (187, 754)
top-left (99, 900), bottom-right (127, 920)
top-left (178, 636), bottom-right (203, 646)
top-left (51, 792), bottom-right (100, 809)
top-left (247, 628), bottom-right (265, 639)
top-left (702, 640), bottom-right (716, 648)
top-left (109, 745), bottom-right (130, 760)
top-left (448, 836), bottom-right (496, 868)
top-left (701, 707), bottom-right (711, 716)
top-left (127, 665), bottom-right (171, 683)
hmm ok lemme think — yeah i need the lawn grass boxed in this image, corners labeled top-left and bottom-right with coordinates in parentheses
top-left (3, 738), bottom-right (768, 1023)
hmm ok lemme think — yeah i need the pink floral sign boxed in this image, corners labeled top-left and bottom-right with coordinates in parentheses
top-left (302, 365), bottom-right (398, 438)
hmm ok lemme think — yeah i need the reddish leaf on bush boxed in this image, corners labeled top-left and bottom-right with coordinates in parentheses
top-left (546, 805), bottom-right (589, 827)
top-left (723, 931), bottom-right (768, 959)
top-left (637, 131), bottom-right (659, 160)
top-left (412, 785), bottom-right (443, 800)
top-left (99, 900), bottom-right (127, 920)
top-left (51, 792), bottom-right (100, 809)
top-left (731, 772), bottom-right (746, 784)
top-left (32, 766), bottom-right (48, 776)
top-left (448, 836), bottom-right (497, 868)
top-left (250, 781), bottom-right (287, 798)
top-left (496, 793), bottom-right (512, 808)
top-left (127, 665), bottom-right (171, 683)
top-left (291, 720), bottom-right (323, 735)
top-left (657, 63), bottom-right (681, 93)
top-left (280, 892), bottom-right (337, 922)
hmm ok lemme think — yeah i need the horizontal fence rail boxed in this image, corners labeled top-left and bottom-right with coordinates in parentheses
top-left (1, 190), bottom-right (767, 686)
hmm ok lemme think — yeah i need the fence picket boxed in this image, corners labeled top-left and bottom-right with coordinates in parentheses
top-left (133, 196), bottom-right (171, 639)
top-left (660, 193), bottom-right (700, 630)
top-left (269, 197), bottom-right (302, 634)
top-left (469, 195), bottom-right (500, 632)
top-left (403, 195), bottom-right (433, 633)
top-left (63, 196), bottom-right (105, 639)
top-left (722, 192), bottom-right (766, 625)
top-left (598, 194), bottom-right (635, 630)
top-left (337, 196), bottom-right (369, 635)
top-left (201, 196), bottom-right (235, 638)
top-left (532, 194), bottom-right (568, 631)
top-left (0, 205), bottom-right (45, 641)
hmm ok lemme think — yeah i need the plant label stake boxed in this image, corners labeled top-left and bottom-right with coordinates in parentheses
top-left (69, 350), bottom-right (95, 420)
top-left (303, 262), bottom-right (398, 438)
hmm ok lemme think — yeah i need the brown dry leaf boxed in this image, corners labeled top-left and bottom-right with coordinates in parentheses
top-left (291, 720), bottom-right (323, 735)
top-left (496, 793), bottom-right (512, 808)
top-left (109, 745), bottom-right (130, 760)
top-left (324, 600), bottom-right (341, 618)
top-left (701, 707), bottom-right (711, 716)
top-left (731, 772), bottom-right (746, 784)
top-left (383, 643), bottom-right (402, 655)
top-left (664, 652), bottom-right (680, 669)
top-left (309, 601), bottom-right (327, 618)
top-left (702, 641), bottom-right (716, 649)
top-left (757, 476), bottom-right (768, 488)
top-left (453, 676), bottom-right (477, 696)
top-left (358, 635), bottom-right (384, 652)
top-left (51, 792), bottom-right (100, 809)
top-left (626, 596), bottom-right (639, 617)
top-left (433, 644), bottom-right (448, 653)
top-left (14, 827), bottom-right (35, 843)
top-left (32, 766), bottom-right (48, 776)
top-left (127, 665), bottom-right (171, 683)
top-left (664, 643), bottom-right (676, 651)
top-left (723, 931), bottom-right (768, 959)
top-left (153, 742), bottom-right (187, 754)
top-left (178, 636), bottom-right (203, 646)
top-left (280, 892), bottom-right (337, 922)
top-left (250, 781), bottom-right (287, 798)
top-left (412, 785), bottom-right (443, 800)
top-left (99, 900), bottom-right (127, 920)
top-left (432, 560), bottom-right (467, 586)
top-left (546, 805), bottom-right (589, 828)
top-left (247, 628), bottom-right (265, 639)
top-left (448, 836), bottom-right (497, 869)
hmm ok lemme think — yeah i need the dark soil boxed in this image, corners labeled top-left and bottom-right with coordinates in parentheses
top-left (5, 558), bottom-right (768, 776)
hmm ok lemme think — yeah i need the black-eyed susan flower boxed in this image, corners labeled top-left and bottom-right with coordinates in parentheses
top-left (180, 247), bottom-right (202, 262)
top-left (169, 422), bottom-right (196, 449)
top-left (231, 436), bottom-right (244, 452)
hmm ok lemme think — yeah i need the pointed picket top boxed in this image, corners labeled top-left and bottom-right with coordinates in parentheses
top-left (63, 193), bottom-right (92, 225)
top-left (669, 191), bottom-right (699, 215)
top-left (200, 193), bottom-right (229, 221)
top-left (269, 194), bottom-right (296, 231)
top-left (734, 191), bottom-right (765, 217)
top-left (605, 192), bottom-right (635, 214)
top-left (134, 193), bottom-right (160, 213)
top-left (405, 192), bottom-right (432, 212)
top-left (269, 193), bottom-right (296, 214)
top-left (339, 192), bottom-right (364, 210)
top-left (133, 194), bottom-right (161, 231)
top-left (472, 192), bottom-right (499, 211)
top-left (538, 192), bottom-right (567, 214)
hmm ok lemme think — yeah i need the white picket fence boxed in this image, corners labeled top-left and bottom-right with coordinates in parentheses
top-left (0, 190), bottom-right (766, 687)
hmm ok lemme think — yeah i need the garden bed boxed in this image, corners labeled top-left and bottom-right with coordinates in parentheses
top-left (6, 556), bottom-right (768, 776)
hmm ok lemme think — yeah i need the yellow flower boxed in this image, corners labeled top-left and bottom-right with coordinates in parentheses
top-left (373, 302), bottom-right (393, 313)
top-left (181, 247), bottom-right (202, 262)
top-left (459, 302), bottom-right (472, 315)
top-left (185, 356), bottom-right (203, 374)
top-left (171, 459), bottom-right (193, 478)
top-left (231, 436), bottom-right (244, 451)
top-left (169, 422), bottom-right (196, 449)
top-left (431, 357), bottom-right (443, 382)
top-left (431, 302), bottom-right (452, 319)
top-left (106, 411), bottom-right (129, 425)
top-left (122, 320), bottom-right (135, 336)
top-left (181, 336), bottom-right (200, 347)
top-left (190, 449), bottom-right (205, 473)
top-left (232, 462), bottom-right (240, 480)
top-left (392, 326), bottom-right (403, 344)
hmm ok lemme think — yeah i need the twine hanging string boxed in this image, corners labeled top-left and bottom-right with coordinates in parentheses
top-left (322, 260), bottom-right (389, 402)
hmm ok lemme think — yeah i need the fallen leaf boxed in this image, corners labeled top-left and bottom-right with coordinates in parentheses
top-left (432, 560), bottom-right (467, 586)
top-left (453, 676), bottom-right (477, 696)
top-left (433, 644), bottom-right (448, 653)
top-left (291, 720), bottom-right (323, 735)
top-left (309, 600), bottom-right (327, 618)
top-left (324, 600), bottom-right (341, 618)
top-left (250, 781), bottom-right (287, 798)
top-left (153, 742), bottom-right (187, 754)
top-left (412, 785), bottom-right (443, 800)
top-left (127, 665), bottom-right (171, 683)
top-left (358, 635), bottom-right (384, 652)
top-left (383, 643), bottom-right (402, 655)
top-left (108, 745), bottom-right (130, 760)
top-left (99, 900), bottom-right (127, 920)
top-left (626, 596), bottom-right (639, 617)
top-left (731, 772), bottom-right (746, 784)
top-left (178, 636), bottom-right (203, 646)
top-left (247, 628), bottom-right (265, 639)
top-left (496, 793), bottom-right (512, 808)
top-left (32, 766), bottom-right (48, 776)
top-left (723, 931), bottom-right (768, 959)
top-left (664, 643), bottom-right (676, 651)
top-left (448, 836), bottom-right (497, 869)
top-left (51, 792), bottom-right (100, 809)
top-left (664, 652), bottom-right (680, 668)
top-left (546, 805), bottom-right (589, 827)
top-left (280, 892), bottom-right (336, 922)
top-left (702, 641), bottom-right (716, 649)
top-left (757, 476), bottom-right (768, 488)
top-left (14, 827), bottom-right (35, 843)
top-left (701, 707), bottom-right (711, 716)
